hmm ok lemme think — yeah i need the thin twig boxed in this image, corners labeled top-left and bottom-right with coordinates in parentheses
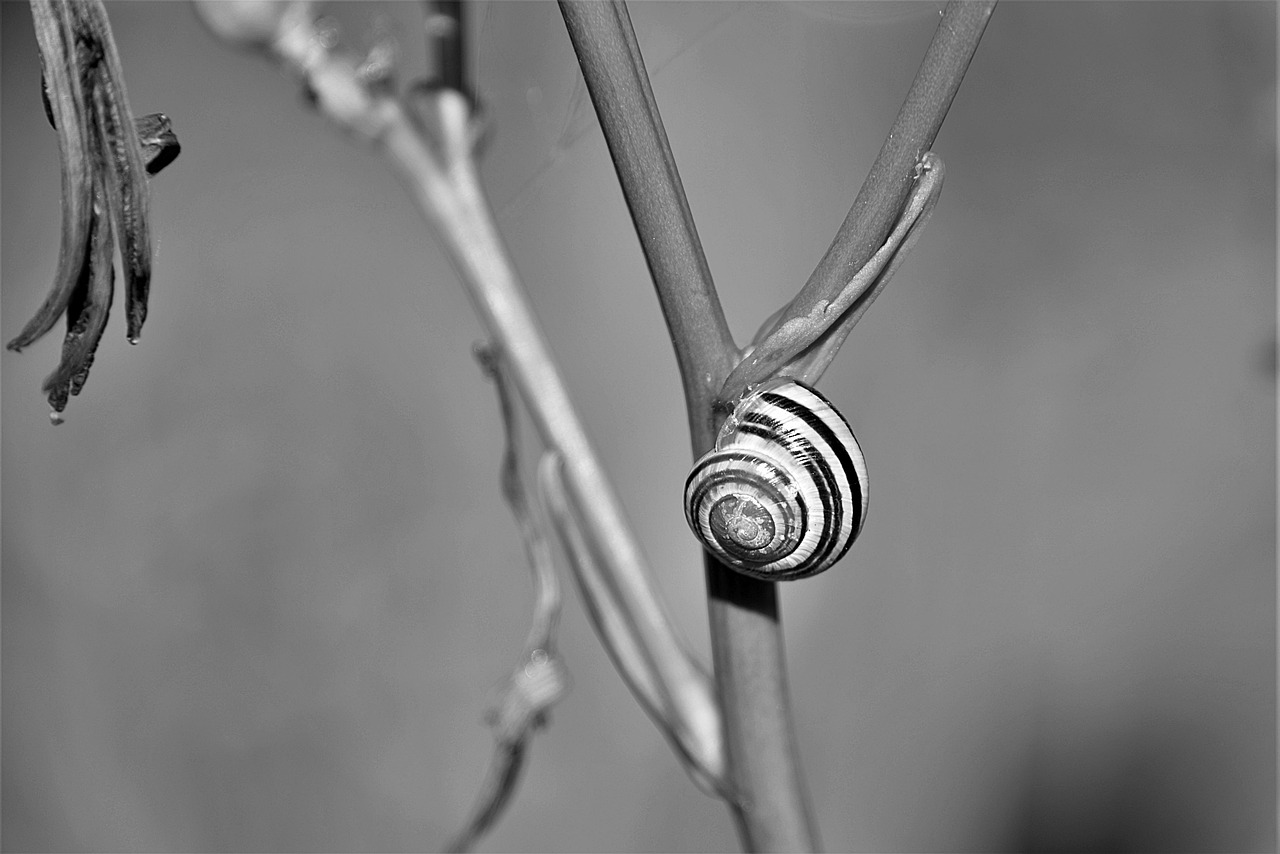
top-left (726, 0), bottom-right (994, 404)
top-left (725, 153), bottom-right (946, 397)
top-left (538, 454), bottom-right (662, 714)
top-left (445, 345), bottom-right (571, 853)
top-left (538, 453), bottom-right (724, 796)
top-left (391, 90), bottom-right (724, 790)
top-left (203, 0), bottom-right (725, 793)
top-left (558, 0), bottom-right (737, 446)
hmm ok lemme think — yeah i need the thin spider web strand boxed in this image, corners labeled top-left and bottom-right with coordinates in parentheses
top-left (479, 2), bottom-right (744, 219)
top-left (477, 2), bottom-right (945, 218)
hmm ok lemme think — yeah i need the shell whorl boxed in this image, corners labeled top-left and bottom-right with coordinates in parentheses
top-left (683, 379), bottom-right (868, 581)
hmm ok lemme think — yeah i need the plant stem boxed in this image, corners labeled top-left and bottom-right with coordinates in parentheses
top-left (761, 1), bottom-right (995, 359)
top-left (558, 0), bottom-right (736, 445)
top-left (559, 3), bottom-right (818, 849)
top-left (382, 94), bottom-right (722, 773)
top-left (561, 2), bottom-right (995, 849)
top-left (250, 0), bottom-right (727, 792)
top-left (708, 563), bottom-right (820, 851)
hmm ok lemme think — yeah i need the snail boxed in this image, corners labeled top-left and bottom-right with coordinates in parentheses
top-left (683, 378), bottom-right (868, 581)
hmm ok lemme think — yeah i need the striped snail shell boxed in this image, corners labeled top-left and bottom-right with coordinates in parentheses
top-left (683, 378), bottom-right (868, 581)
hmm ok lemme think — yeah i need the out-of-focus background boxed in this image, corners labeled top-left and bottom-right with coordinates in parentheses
top-left (2, 2), bottom-right (1274, 851)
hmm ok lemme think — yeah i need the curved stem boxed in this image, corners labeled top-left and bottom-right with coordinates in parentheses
top-left (385, 93), bottom-right (723, 786)
top-left (246, 0), bottom-right (727, 794)
top-left (725, 153), bottom-right (946, 399)
top-left (561, 3), bottom-right (995, 850)
top-left (739, 0), bottom-right (994, 400)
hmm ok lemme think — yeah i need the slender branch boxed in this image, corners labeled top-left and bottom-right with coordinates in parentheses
top-left (714, 9), bottom-right (991, 846)
top-left (724, 153), bottom-right (946, 398)
top-left (539, 453), bottom-right (725, 796)
top-left (786, 157), bottom-right (944, 386)
top-left (728, 0), bottom-right (994, 404)
top-left (539, 454), bottom-right (663, 718)
top-left (559, 3), bottom-right (818, 849)
top-left (558, 0), bottom-right (737, 446)
top-left (443, 346), bottom-right (572, 854)
top-left (712, 8), bottom-right (991, 847)
top-left (195, 0), bottom-right (725, 800)
top-left (396, 91), bottom-right (722, 786)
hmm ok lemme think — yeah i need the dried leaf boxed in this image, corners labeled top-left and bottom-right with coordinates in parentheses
top-left (7, 0), bottom-right (96, 351)
top-left (75, 0), bottom-right (152, 343)
top-left (44, 186), bottom-right (115, 412)
top-left (135, 112), bottom-right (180, 175)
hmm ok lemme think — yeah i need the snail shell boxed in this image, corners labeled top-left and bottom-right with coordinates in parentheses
top-left (684, 379), bottom-right (868, 581)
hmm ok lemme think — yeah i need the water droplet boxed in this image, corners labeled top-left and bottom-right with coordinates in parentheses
top-left (128, 336), bottom-right (140, 345)
top-left (313, 15), bottom-right (340, 49)
top-left (524, 648), bottom-right (551, 678)
top-left (49, 410), bottom-right (65, 426)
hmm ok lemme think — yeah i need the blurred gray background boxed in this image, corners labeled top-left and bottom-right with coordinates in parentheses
top-left (2, 2), bottom-right (1274, 851)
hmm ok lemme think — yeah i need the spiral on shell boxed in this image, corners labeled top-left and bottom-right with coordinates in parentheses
top-left (683, 379), bottom-right (868, 581)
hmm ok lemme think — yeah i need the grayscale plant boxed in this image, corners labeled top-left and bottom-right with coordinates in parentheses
top-left (7, 0), bottom-right (180, 421)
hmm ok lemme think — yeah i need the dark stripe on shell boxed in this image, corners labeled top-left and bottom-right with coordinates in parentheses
top-left (683, 380), bottom-right (865, 580)
top-left (684, 448), bottom-right (807, 569)
top-left (761, 387), bottom-right (863, 572)
top-left (738, 415), bottom-right (844, 574)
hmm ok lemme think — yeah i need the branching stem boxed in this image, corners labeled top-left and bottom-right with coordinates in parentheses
top-left (195, 1), bottom-right (995, 848)
top-left (562, 2), bottom-right (993, 851)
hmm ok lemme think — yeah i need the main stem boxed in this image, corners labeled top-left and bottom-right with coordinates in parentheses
top-left (563, 2), bottom-right (994, 849)
top-left (559, 3), bottom-right (817, 849)
top-left (707, 563), bottom-right (819, 850)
